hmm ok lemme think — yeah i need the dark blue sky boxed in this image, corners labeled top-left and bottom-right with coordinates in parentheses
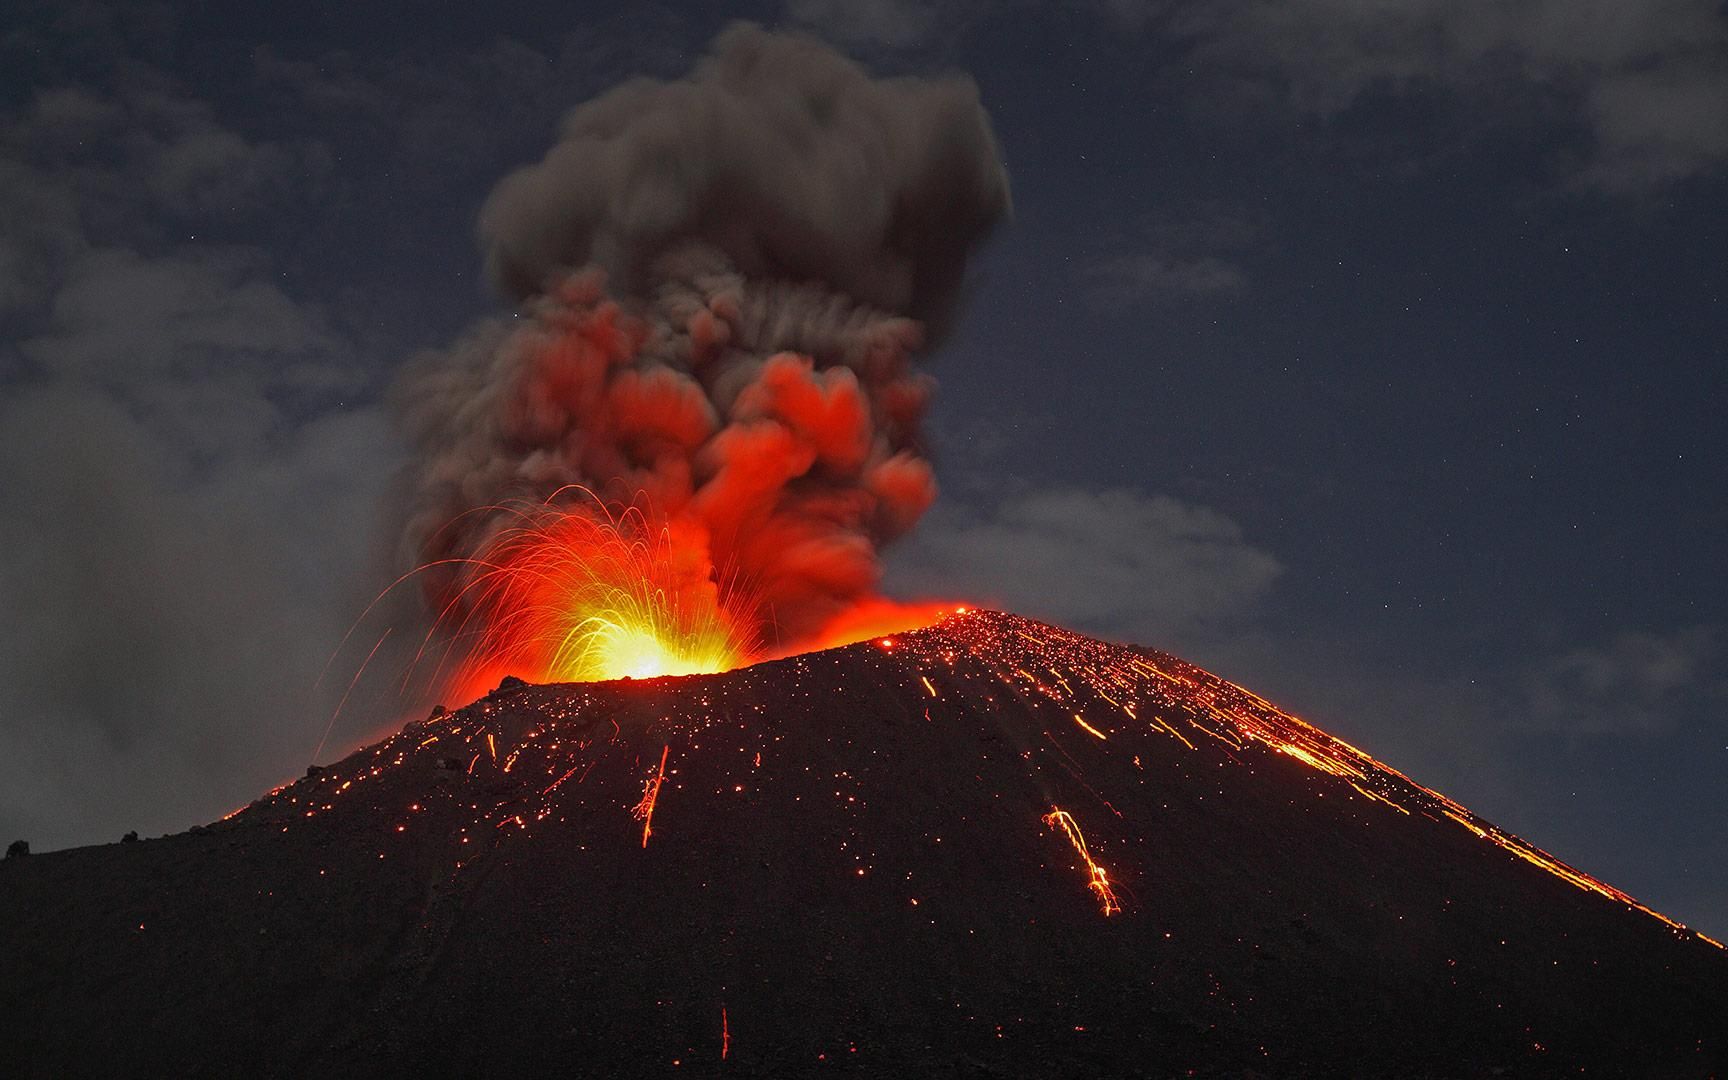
top-left (2, 1), bottom-right (1723, 934)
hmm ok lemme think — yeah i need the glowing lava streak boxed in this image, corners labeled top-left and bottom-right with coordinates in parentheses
top-left (1042, 807), bottom-right (1121, 916)
top-left (634, 745), bottom-right (670, 848)
top-left (441, 494), bottom-right (752, 696)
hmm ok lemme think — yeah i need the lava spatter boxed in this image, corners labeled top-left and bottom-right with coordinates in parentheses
top-left (8, 610), bottom-right (1725, 1077)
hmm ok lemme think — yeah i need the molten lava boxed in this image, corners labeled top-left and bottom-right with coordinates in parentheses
top-left (1042, 807), bottom-right (1121, 916)
top-left (437, 496), bottom-right (750, 699)
top-left (796, 598), bottom-right (972, 655)
top-left (421, 491), bottom-right (966, 703)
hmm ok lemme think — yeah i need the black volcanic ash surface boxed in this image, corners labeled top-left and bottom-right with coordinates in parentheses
top-left (2, 611), bottom-right (1724, 1078)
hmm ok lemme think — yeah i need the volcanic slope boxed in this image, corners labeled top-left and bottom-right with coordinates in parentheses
top-left (3, 611), bottom-right (1724, 1078)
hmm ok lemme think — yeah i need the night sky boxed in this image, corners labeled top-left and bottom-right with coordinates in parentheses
top-left (2, 2), bottom-right (1724, 936)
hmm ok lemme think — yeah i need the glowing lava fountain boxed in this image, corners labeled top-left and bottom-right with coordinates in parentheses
top-left (408, 489), bottom-right (973, 707)
top-left (436, 496), bottom-right (752, 697)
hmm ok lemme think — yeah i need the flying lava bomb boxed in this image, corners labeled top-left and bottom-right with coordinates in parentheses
top-left (394, 23), bottom-right (1009, 699)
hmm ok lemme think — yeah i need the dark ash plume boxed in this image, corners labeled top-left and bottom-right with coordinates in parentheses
top-left (398, 22), bottom-right (1009, 650)
top-left (478, 22), bottom-right (1008, 335)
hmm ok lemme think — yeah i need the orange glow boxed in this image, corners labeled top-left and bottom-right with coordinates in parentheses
top-left (633, 745), bottom-right (670, 848)
top-left (1042, 807), bottom-right (1120, 916)
top-left (404, 489), bottom-right (984, 706)
top-left (434, 494), bottom-right (753, 698)
top-left (796, 598), bottom-right (970, 655)
top-left (1072, 713), bottom-right (1107, 740)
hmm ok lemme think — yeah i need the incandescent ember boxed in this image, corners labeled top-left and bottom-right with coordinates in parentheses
top-left (3, 610), bottom-right (1724, 1077)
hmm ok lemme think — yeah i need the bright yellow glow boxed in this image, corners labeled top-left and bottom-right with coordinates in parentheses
top-left (1073, 713), bottom-right (1107, 740)
top-left (1042, 806), bottom-right (1120, 916)
top-left (444, 493), bottom-right (753, 697)
top-left (557, 615), bottom-right (737, 682)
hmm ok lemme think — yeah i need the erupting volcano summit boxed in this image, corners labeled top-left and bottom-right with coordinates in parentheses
top-left (7, 23), bottom-right (1721, 1080)
top-left (4, 611), bottom-right (1724, 1077)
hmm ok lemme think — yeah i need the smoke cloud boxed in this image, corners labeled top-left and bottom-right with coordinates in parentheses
top-left (398, 23), bottom-right (1010, 650)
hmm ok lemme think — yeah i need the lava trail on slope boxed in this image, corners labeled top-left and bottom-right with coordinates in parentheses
top-left (3, 611), bottom-right (1724, 1078)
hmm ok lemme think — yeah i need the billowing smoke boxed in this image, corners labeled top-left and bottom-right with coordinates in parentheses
top-left (397, 23), bottom-right (1009, 657)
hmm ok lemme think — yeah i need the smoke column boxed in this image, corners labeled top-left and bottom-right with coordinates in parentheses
top-left (397, 23), bottom-right (1009, 673)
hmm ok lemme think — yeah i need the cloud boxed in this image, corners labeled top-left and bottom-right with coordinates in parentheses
top-left (26, 246), bottom-right (337, 374)
top-left (1079, 204), bottom-right (1255, 307)
top-left (1135, 0), bottom-right (1728, 189)
top-left (1586, 63), bottom-right (1728, 189)
top-left (886, 486), bottom-right (1282, 645)
top-left (0, 54), bottom-right (398, 852)
top-left (1086, 253), bottom-right (1248, 304)
top-left (0, 386), bottom-right (395, 848)
top-left (1522, 627), bottom-right (1722, 735)
top-left (12, 72), bottom-right (313, 221)
top-left (0, 242), bottom-right (397, 846)
top-left (0, 65), bottom-right (322, 326)
top-left (0, 158), bottom-right (84, 317)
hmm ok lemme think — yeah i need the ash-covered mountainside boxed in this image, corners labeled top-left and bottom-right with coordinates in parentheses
top-left (3, 611), bottom-right (1724, 1078)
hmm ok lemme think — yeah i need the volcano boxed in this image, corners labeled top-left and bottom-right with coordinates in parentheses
top-left (3, 611), bottom-right (1723, 1078)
